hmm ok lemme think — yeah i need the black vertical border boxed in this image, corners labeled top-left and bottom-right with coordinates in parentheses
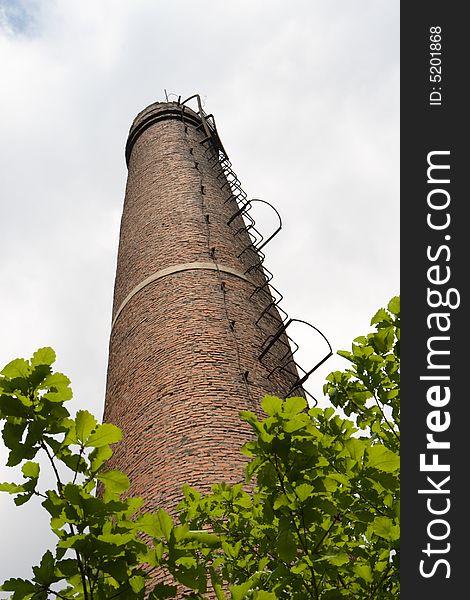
top-left (401, 4), bottom-right (466, 597)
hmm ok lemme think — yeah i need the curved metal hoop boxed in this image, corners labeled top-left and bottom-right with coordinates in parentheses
top-left (284, 319), bottom-right (333, 397)
top-left (259, 317), bottom-right (333, 403)
top-left (227, 198), bottom-right (282, 254)
top-left (246, 199), bottom-right (282, 252)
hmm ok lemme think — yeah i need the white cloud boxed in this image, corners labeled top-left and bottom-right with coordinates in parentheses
top-left (0, 0), bottom-right (399, 585)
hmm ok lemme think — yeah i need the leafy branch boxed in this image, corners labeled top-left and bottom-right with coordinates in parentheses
top-left (1, 296), bottom-right (400, 599)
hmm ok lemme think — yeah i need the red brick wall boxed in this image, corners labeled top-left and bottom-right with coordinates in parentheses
top-left (103, 102), bottom-right (302, 515)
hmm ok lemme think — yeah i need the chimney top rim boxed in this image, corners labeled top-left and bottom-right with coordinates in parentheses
top-left (125, 101), bottom-right (203, 166)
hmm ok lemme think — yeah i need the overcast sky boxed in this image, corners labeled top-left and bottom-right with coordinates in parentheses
top-left (0, 0), bottom-right (399, 587)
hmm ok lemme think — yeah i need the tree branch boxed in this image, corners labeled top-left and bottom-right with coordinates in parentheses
top-left (271, 454), bottom-right (318, 599)
top-left (367, 563), bottom-right (392, 600)
top-left (40, 441), bottom-right (63, 493)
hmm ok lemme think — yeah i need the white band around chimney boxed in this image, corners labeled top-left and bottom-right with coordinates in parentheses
top-left (111, 261), bottom-right (252, 330)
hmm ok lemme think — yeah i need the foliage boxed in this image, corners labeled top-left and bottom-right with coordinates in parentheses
top-left (0, 296), bottom-right (400, 598)
top-left (324, 295), bottom-right (400, 455)
top-left (0, 347), bottom-right (152, 599)
top-left (173, 296), bottom-right (400, 598)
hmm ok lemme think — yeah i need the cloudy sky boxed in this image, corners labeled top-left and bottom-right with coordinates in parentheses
top-left (0, 0), bottom-right (399, 587)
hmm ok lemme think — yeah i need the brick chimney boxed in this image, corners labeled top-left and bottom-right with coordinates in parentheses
top-left (103, 98), bottom-right (303, 515)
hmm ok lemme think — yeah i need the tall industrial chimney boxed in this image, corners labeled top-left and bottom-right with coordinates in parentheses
top-left (103, 97), bottom-right (304, 515)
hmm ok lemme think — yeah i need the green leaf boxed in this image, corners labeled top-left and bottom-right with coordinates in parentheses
top-left (257, 461), bottom-right (277, 487)
top-left (55, 558), bottom-right (79, 578)
top-left (147, 583), bottom-right (177, 599)
top-left (323, 551), bottom-right (350, 566)
top-left (370, 308), bottom-right (389, 325)
top-left (75, 410), bottom-right (97, 444)
top-left (3, 421), bottom-right (29, 453)
top-left (283, 396), bottom-right (307, 415)
top-left (82, 497), bottom-right (124, 518)
top-left (231, 580), bottom-right (255, 600)
top-left (344, 437), bottom-right (366, 461)
top-left (1, 358), bottom-right (30, 379)
top-left (22, 461), bottom-right (40, 479)
top-left (0, 482), bottom-right (25, 494)
top-left (85, 423), bottom-right (122, 447)
top-left (261, 395), bottom-right (283, 416)
top-left (323, 477), bottom-right (338, 492)
top-left (277, 529), bottom-right (296, 562)
top-left (0, 577), bottom-right (37, 597)
top-left (14, 492), bottom-right (34, 506)
top-left (31, 347), bottom-right (56, 368)
top-left (367, 445), bottom-right (399, 472)
top-left (63, 483), bottom-right (84, 507)
top-left (137, 508), bottom-right (174, 539)
top-left (322, 589), bottom-right (349, 599)
top-left (209, 567), bottom-right (226, 600)
top-left (373, 327), bottom-right (395, 353)
top-left (29, 364), bottom-right (51, 388)
top-left (42, 490), bottom-right (65, 518)
top-left (175, 556), bottom-right (197, 569)
top-left (337, 349), bottom-right (352, 362)
top-left (186, 531), bottom-right (220, 546)
top-left (283, 414), bottom-right (309, 433)
top-left (173, 563), bottom-right (205, 592)
top-left (97, 532), bottom-right (135, 546)
top-left (90, 444), bottom-right (113, 472)
top-left (295, 483), bottom-right (313, 502)
top-left (370, 516), bottom-right (400, 541)
top-left (273, 494), bottom-right (289, 510)
top-left (42, 372), bottom-right (73, 402)
top-left (155, 508), bottom-right (173, 539)
top-left (57, 533), bottom-right (87, 550)
top-left (32, 550), bottom-right (55, 585)
top-left (353, 562), bottom-right (373, 583)
top-left (388, 296), bottom-right (400, 315)
top-left (0, 394), bottom-right (29, 417)
top-left (240, 410), bottom-right (258, 425)
top-left (61, 452), bottom-right (88, 474)
top-left (97, 470), bottom-right (130, 499)
top-left (41, 372), bottom-right (71, 387)
top-left (129, 575), bottom-right (146, 593)
top-left (123, 495), bottom-right (144, 517)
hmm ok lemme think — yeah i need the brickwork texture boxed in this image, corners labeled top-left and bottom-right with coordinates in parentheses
top-left (103, 101), bottom-right (302, 517)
